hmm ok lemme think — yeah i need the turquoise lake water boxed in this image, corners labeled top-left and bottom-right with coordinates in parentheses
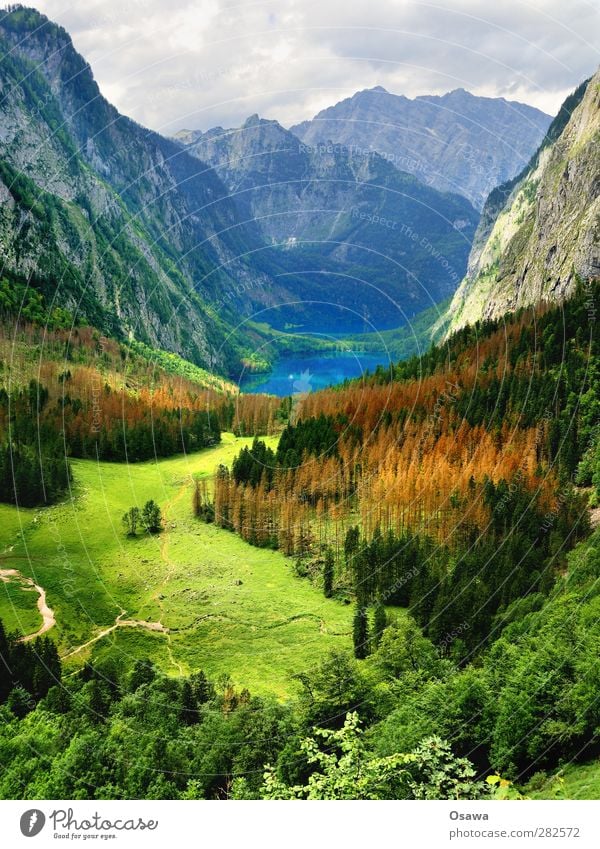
top-left (239, 351), bottom-right (393, 396)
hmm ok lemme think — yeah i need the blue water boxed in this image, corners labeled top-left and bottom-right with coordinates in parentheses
top-left (239, 351), bottom-right (392, 396)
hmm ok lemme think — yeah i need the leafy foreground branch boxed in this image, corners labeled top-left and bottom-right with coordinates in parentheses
top-left (234, 712), bottom-right (489, 800)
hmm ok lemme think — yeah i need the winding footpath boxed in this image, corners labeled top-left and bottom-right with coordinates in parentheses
top-left (63, 613), bottom-right (168, 659)
top-left (0, 567), bottom-right (56, 642)
top-left (63, 475), bottom-right (191, 666)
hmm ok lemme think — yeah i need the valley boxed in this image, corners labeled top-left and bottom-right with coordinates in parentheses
top-left (0, 434), bottom-right (352, 697)
top-left (0, 3), bottom-right (598, 807)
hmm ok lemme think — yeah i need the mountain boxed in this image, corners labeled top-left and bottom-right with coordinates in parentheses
top-left (444, 70), bottom-right (600, 334)
top-left (290, 86), bottom-right (552, 210)
top-left (177, 115), bottom-right (479, 332)
top-left (0, 6), bottom-right (283, 373)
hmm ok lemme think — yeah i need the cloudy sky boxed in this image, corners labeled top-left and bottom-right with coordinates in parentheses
top-left (33, 0), bottom-right (600, 133)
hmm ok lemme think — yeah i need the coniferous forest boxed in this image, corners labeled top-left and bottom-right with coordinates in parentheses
top-left (2, 283), bottom-right (600, 801)
top-left (0, 2), bottom-right (599, 819)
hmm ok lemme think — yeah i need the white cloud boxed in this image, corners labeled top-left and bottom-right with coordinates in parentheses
top-left (32, 0), bottom-right (600, 132)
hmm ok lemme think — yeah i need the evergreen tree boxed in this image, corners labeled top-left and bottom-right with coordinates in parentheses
top-left (323, 547), bottom-right (334, 598)
top-left (180, 681), bottom-right (198, 725)
top-left (7, 686), bottom-right (32, 718)
top-left (190, 669), bottom-right (213, 705)
top-left (128, 659), bottom-right (156, 692)
top-left (0, 620), bottom-right (10, 703)
top-left (86, 679), bottom-right (111, 720)
top-left (352, 606), bottom-right (370, 660)
top-left (372, 602), bottom-right (387, 649)
top-left (344, 526), bottom-right (360, 567)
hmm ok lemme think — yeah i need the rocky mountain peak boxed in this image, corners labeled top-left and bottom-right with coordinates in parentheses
top-left (290, 85), bottom-right (551, 209)
top-left (444, 68), bottom-right (600, 334)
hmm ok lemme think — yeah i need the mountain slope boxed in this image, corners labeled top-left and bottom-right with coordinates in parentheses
top-left (0, 6), bottom-right (281, 373)
top-left (445, 71), bottom-right (600, 334)
top-left (177, 115), bottom-right (479, 332)
top-left (290, 86), bottom-right (551, 210)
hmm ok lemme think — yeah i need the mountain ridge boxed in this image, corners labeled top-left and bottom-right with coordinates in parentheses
top-left (444, 69), bottom-right (600, 334)
top-left (177, 113), bottom-right (479, 332)
top-left (0, 6), bottom-right (286, 373)
top-left (290, 86), bottom-right (552, 209)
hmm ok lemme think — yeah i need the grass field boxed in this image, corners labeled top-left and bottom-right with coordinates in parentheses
top-left (0, 434), bottom-right (353, 697)
top-left (526, 761), bottom-right (600, 800)
top-left (0, 573), bottom-right (41, 636)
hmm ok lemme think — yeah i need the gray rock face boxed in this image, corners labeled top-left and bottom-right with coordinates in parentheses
top-left (179, 116), bottom-right (479, 332)
top-left (444, 71), bottom-right (600, 335)
top-left (290, 87), bottom-right (551, 210)
top-left (0, 7), bottom-right (276, 372)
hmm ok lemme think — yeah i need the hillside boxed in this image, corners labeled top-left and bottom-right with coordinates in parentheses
top-left (0, 319), bottom-right (282, 506)
top-left (177, 115), bottom-right (479, 331)
top-left (445, 70), bottom-right (600, 333)
top-left (2, 4), bottom-right (600, 808)
top-left (0, 6), bottom-right (284, 373)
top-left (290, 86), bottom-right (551, 210)
top-left (203, 282), bottom-right (600, 782)
top-left (2, 284), bottom-right (600, 800)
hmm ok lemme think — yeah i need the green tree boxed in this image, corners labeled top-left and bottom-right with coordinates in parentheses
top-left (323, 546), bottom-right (334, 598)
top-left (294, 650), bottom-right (376, 726)
top-left (344, 525), bottom-right (360, 566)
top-left (257, 712), bottom-right (487, 800)
top-left (142, 499), bottom-right (162, 533)
top-left (122, 506), bottom-right (141, 536)
top-left (190, 670), bottom-right (214, 705)
top-left (128, 659), bottom-right (156, 692)
top-left (0, 619), bottom-right (11, 702)
top-left (180, 681), bottom-right (198, 725)
top-left (372, 602), bottom-right (387, 649)
top-left (373, 616), bottom-right (439, 679)
top-left (352, 605), bottom-right (369, 660)
top-left (7, 686), bottom-right (32, 718)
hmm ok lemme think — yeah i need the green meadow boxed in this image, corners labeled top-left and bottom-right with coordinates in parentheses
top-left (0, 434), bottom-right (352, 697)
top-left (0, 573), bottom-right (41, 636)
top-left (527, 761), bottom-right (600, 800)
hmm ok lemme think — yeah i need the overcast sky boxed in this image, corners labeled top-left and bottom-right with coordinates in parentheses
top-left (33, 0), bottom-right (600, 133)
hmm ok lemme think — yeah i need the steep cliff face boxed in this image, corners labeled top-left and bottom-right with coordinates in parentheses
top-left (178, 115), bottom-right (479, 331)
top-left (0, 7), bottom-right (276, 372)
top-left (445, 72), bottom-right (600, 334)
top-left (290, 87), bottom-right (551, 210)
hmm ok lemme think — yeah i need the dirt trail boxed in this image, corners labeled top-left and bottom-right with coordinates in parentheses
top-left (154, 477), bottom-right (191, 675)
top-left (64, 612), bottom-right (169, 658)
top-left (0, 567), bottom-right (56, 642)
top-left (159, 475), bottom-right (191, 563)
top-left (64, 476), bottom-right (191, 666)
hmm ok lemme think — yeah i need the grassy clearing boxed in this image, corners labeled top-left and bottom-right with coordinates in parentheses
top-left (0, 573), bottom-right (41, 636)
top-left (0, 434), bottom-right (352, 697)
top-left (527, 760), bottom-right (600, 800)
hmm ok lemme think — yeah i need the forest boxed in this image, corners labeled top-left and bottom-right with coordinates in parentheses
top-left (1, 283), bottom-right (600, 799)
top-left (2, 512), bottom-right (600, 799)
top-left (211, 283), bottom-right (598, 569)
top-left (0, 321), bottom-right (283, 505)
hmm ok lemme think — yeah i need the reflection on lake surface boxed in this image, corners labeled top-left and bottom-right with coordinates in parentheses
top-left (239, 351), bottom-right (393, 396)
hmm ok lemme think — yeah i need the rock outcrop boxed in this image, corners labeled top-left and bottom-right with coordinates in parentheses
top-left (445, 72), bottom-right (600, 334)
